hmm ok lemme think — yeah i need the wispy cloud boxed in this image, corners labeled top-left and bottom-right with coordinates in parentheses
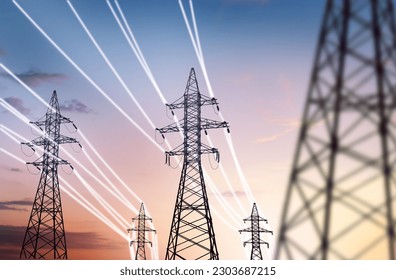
top-left (60, 99), bottom-right (92, 114)
top-left (9, 167), bottom-right (22, 172)
top-left (256, 108), bottom-right (302, 144)
top-left (0, 199), bottom-right (32, 212)
top-left (255, 128), bottom-right (294, 143)
top-left (0, 48), bottom-right (6, 56)
top-left (2, 96), bottom-right (31, 115)
top-left (1, 69), bottom-right (67, 87)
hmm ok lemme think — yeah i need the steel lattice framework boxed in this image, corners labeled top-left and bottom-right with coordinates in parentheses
top-left (157, 68), bottom-right (229, 260)
top-left (239, 203), bottom-right (273, 260)
top-left (276, 0), bottom-right (396, 259)
top-left (127, 203), bottom-right (156, 260)
top-left (20, 91), bottom-right (80, 259)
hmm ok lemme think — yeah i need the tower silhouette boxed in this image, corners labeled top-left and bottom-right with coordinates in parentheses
top-left (20, 91), bottom-right (80, 259)
top-left (157, 68), bottom-right (229, 260)
top-left (239, 203), bottom-right (273, 260)
top-left (276, 0), bottom-right (396, 259)
top-left (127, 203), bottom-right (156, 260)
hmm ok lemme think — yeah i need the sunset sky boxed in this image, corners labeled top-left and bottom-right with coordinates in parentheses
top-left (0, 0), bottom-right (326, 260)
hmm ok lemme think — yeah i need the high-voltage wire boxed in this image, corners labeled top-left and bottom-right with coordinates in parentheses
top-left (157, 68), bottom-right (229, 260)
top-left (20, 91), bottom-right (81, 259)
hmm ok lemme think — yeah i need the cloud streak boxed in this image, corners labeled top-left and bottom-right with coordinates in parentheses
top-left (9, 167), bottom-right (22, 172)
top-left (60, 99), bottom-right (92, 114)
top-left (2, 96), bottom-right (31, 115)
top-left (1, 70), bottom-right (67, 87)
top-left (0, 200), bottom-right (32, 211)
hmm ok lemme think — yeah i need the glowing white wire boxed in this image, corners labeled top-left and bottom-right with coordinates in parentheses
top-left (0, 122), bottom-right (129, 228)
top-left (67, 0), bottom-right (156, 129)
top-left (109, 0), bottom-right (245, 222)
top-left (0, 148), bottom-right (127, 240)
top-left (11, 1), bottom-right (162, 151)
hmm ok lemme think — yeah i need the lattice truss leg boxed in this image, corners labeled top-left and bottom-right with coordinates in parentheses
top-left (276, 0), bottom-right (396, 260)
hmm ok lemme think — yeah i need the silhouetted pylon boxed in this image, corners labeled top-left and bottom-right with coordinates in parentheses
top-left (20, 90), bottom-right (81, 259)
top-left (239, 203), bottom-right (273, 260)
top-left (156, 68), bottom-right (230, 260)
top-left (127, 203), bottom-right (156, 260)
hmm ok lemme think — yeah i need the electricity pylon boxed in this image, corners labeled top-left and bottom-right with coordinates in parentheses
top-left (20, 90), bottom-right (81, 259)
top-left (156, 68), bottom-right (229, 260)
top-left (276, 0), bottom-right (396, 259)
top-left (239, 203), bottom-right (273, 260)
top-left (127, 203), bottom-right (156, 260)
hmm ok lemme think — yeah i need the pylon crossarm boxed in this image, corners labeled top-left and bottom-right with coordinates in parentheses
top-left (132, 216), bottom-right (153, 222)
top-left (200, 95), bottom-right (219, 107)
top-left (28, 158), bottom-right (70, 167)
top-left (156, 122), bottom-right (183, 134)
top-left (166, 96), bottom-right (185, 110)
top-left (56, 135), bottom-right (81, 145)
top-left (30, 120), bottom-right (46, 128)
top-left (201, 118), bottom-right (229, 131)
top-left (166, 148), bottom-right (184, 157)
top-left (243, 216), bottom-right (268, 222)
top-left (257, 228), bottom-right (273, 234)
top-left (58, 116), bottom-right (75, 125)
top-left (201, 143), bottom-right (219, 155)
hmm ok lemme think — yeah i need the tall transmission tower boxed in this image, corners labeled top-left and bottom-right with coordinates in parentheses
top-left (239, 203), bottom-right (273, 260)
top-left (276, 0), bottom-right (396, 260)
top-left (156, 68), bottom-right (229, 260)
top-left (127, 203), bottom-right (156, 260)
top-left (20, 90), bottom-right (81, 259)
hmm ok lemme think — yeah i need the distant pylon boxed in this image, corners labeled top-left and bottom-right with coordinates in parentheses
top-left (127, 203), bottom-right (156, 260)
top-left (276, 0), bottom-right (396, 259)
top-left (156, 68), bottom-right (230, 260)
top-left (239, 203), bottom-right (273, 260)
top-left (20, 90), bottom-right (81, 259)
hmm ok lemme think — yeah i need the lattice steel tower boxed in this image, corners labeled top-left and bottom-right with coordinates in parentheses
top-left (239, 203), bottom-right (273, 260)
top-left (276, 0), bottom-right (396, 259)
top-left (20, 91), bottom-right (80, 259)
top-left (157, 68), bottom-right (229, 260)
top-left (127, 203), bottom-right (156, 260)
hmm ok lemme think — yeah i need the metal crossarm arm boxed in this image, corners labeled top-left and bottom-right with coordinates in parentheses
top-left (166, 94), bottom-right (218, 111)
top-left (156, 122), bottom-right (183, 134)
top-left (28, 158), bottom-right (70, 167)
top-left (201, 118), bottom-right (230, 132)
top-left (26, 135), bottom-right (80, 147)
